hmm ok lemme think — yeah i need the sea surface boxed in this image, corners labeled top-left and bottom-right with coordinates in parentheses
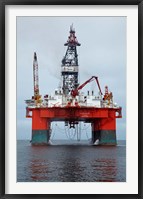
top-left (17, 140), bottom-right (126, 182)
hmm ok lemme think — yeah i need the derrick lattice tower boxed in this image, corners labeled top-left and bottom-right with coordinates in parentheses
top-left (61, 25), bottom-right (81, 95)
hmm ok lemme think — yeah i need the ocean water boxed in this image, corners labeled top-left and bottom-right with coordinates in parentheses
top-left (17, 140), bottom-right (126, 182)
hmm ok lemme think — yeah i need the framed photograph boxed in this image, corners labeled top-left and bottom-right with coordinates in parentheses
top-left (0, 0), bottom-right (142, 198)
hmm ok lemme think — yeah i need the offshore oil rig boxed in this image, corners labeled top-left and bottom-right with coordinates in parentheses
top-left (25, 25), bottom-right (122, 146)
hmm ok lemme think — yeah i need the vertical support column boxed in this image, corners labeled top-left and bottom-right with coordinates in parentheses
top-left (31, 109), bottom-right (51, 145)
top-left (91, 119), bottom-right (100, 144)
top-left (92, 110), bottom-right (117, 145)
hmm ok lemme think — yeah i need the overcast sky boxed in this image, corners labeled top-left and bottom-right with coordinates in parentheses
top-left (17, 16), bottom-right (126, 140)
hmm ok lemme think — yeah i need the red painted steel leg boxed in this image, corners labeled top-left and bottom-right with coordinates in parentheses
top-left (92, 110), bottom-right (117, 145)
top-left (31, 109), bottom-right (51, 145)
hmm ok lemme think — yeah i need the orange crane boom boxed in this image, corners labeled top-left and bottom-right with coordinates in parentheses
top-left (71, 76), bottom-right (103, 97)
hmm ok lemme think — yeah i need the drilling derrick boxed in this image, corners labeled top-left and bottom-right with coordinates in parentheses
top-left (26, 25), bottom-right (122, 146)
top-left (61, 25), bottom-right (80, 95)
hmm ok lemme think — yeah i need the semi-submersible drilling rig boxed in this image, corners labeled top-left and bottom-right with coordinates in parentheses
top-left (25, 25), bottom-right (122, 145)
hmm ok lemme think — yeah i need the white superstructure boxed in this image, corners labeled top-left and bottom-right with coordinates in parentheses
top-left (25, 87), bottom-right (118, 109)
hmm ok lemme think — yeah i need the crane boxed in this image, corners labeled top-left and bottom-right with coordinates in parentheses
top-left (103, 86), bottom-right (113, 105)
top-left (33, 52), bottom-right (41, 104)
top-left (71, 76), bottom-right (103, 98)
